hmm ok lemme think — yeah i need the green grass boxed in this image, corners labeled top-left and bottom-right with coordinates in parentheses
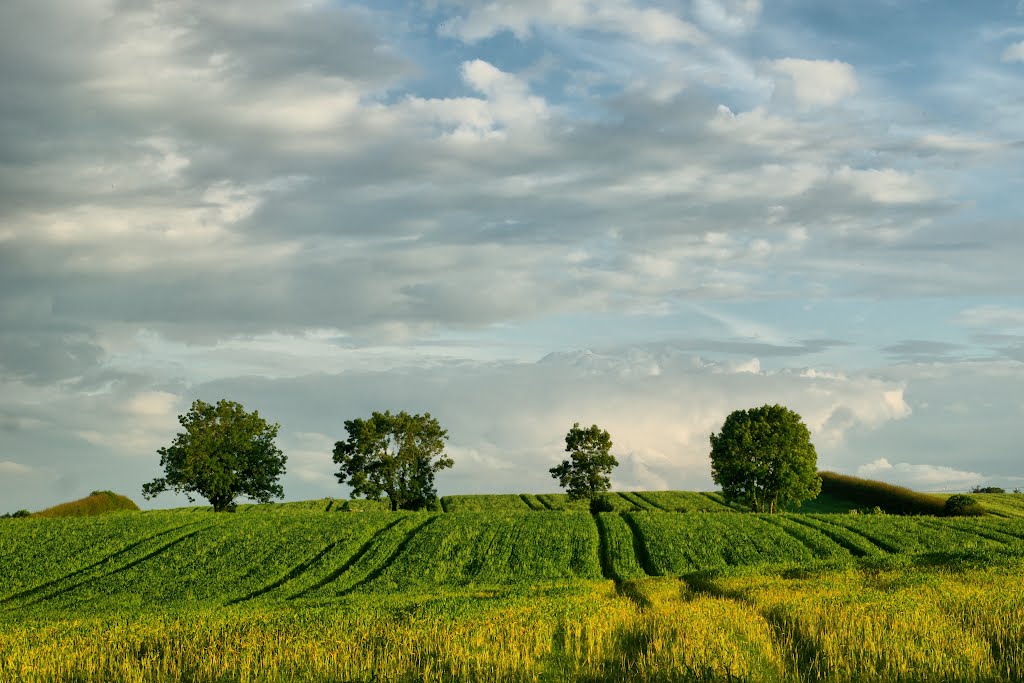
top-left (5, 492), bottom-right (1024, 682)
top-left (440, 494), bottom-right (533, 512)
top-left (33, 490), bottom-right (140, 518)
top-left (934, 492), bottom-right (1024, 518)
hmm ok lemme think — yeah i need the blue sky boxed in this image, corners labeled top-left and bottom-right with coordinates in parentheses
top-left (1, 0), bottom-right (1023, 510)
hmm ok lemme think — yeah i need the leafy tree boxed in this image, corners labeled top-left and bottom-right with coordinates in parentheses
top-left (142, 399), bottom-right (286, 512)
top-left (550, 423), bottom-right (619, 501)
top-left (333, 410), bottom-right (452, 511)
top-left (709, 404), bottom-right (821, 513)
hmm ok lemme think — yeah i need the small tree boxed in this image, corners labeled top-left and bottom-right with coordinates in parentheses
top-left (709, 404), bottom-right (821, 513)
top-left (333, 410), bottom-right (452, 511)
top-left (142, 399), bottom-right (286, 512)
top-left (550, 423), bottom-right (619, 501)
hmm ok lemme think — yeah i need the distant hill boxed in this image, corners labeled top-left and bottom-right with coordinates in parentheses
top-left (815, 471), bottom-right (948, 515)
top-left (34, 490), bottom-right (140, 518)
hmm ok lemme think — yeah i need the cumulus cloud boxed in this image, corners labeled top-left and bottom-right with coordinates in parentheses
top-left (1002, 41), bottom-right (1024, 62)
top-left (769, 58), bottom-right (858, 108)
top-left (956, 305), bottom-right (1024, 330)
top-left (856, 458), bottom-right (983, 491)
top-left (0, 461), bottom-right (34, 476)
top-left (187, 344), bottom-right (914, 497)
top-left (438, 0), bottom-right (706, 45)
top-left (833, 166), bottom-right (937, 204)
top-left (693, 0), bottom-right (761, 34)
top-left (0, 0), bottom-right (1021, 511)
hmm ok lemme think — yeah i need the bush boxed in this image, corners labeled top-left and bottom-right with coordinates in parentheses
top-left (944, 494), bottom-right (985, 517)
top-left (970, 486), bottom-right (1005, 494)
top-left (818, 471), bottom-right (947, 516)
top-left (35, 491), bottom-right (139, 518)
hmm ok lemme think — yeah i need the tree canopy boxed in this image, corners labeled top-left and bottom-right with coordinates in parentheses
top-left (142, 399), bottom-right (286, 512)
top-left (709, 404), bottom-right (821, 513)
top-left (332, 410), bottom-right (453, 511)
top-left (550, 423), bottom-right (618, 501)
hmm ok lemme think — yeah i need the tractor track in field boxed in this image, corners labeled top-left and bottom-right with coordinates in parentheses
top-left (757, 515), bottom-right (845, 560)
top-left (11, 525), bottom-right (212, 609)
top-left (519, 494), bottom-right (545, 511)
top-left (922, 519), bottom-right (1024, 547)
top-left (335, 515), bottom-right (440, 596)
top-left (633, 492), bottom-right (670, 511)
top-left (226, 538), bottom-right (347, 605)
top-left (817, 518), bottom-right (902, 554)
top-left (619, 513), bottom-right (659, 577)
top-left (535, 495), bottom-right (557, 510)
top-left (288, 516), bottom-right (438, 599)
top-left (783, 516), bottom-right (877, 557)
top-left (1, 521), bottom-right (209, 606)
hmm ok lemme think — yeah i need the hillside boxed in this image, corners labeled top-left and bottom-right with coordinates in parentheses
top-left (32, 490), bottom-right (140, 518)
top-left (4, 496), bottom-right (1024, 683)
top-left (4, 501), bottom-right (1024, 614)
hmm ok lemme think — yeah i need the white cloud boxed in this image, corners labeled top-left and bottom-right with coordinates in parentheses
top-left (0, 461), bottom-right (33, 476)
top-left (916, 133), bottom-right (999, 153)
top-left (1001, 41), bottom-right (1024, 62)
top-left (190, 344), bottom-right (917, 495)
top-left (439, 0), bottom-right (706, 45)
top-left (856, 458), bottom-right (984, 491)
top-left (125, 391), bottom-right (179, 418)
top-left (769, 58), bottom-right (858, 108)
top-left (833, 166), bottom-right (937, 204)
top-left (956, 305), bottom-right (1024, 330)
top-left (693, 0), bottom-right (762, 34)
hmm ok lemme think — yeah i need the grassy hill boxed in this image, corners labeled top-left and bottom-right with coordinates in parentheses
top-left (4, 499), bottom-right (1024, 612)
top-left (3, 491), bottom-right (1024, 682)
top-left (32, 490), bottom-right (140, 518)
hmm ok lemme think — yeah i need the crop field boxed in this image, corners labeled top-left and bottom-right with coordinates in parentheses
top-left (4, 494), bottom-right (1024, 682)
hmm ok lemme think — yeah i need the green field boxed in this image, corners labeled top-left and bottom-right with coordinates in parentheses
top-left (3, 492), bottom-right (1024, 681)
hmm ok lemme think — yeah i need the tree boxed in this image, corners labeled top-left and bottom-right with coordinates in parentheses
top-left (142, 399), bottom-right (286, 512)
top-left (333, 410), bottom-right (452, 511)
top-left (709, 404), bottom-right (821, 513)
top-left (550, 423), bottom-right (619, 501)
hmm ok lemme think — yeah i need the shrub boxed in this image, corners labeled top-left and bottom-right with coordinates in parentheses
top-left (970, 486), bottom-right (1005, 494)
top-left (818, 471), bottom-right (947, 516)
top-left (35, 491), bottom-right (139, 518)
top-left (944, 494), bottom-right (985, 517)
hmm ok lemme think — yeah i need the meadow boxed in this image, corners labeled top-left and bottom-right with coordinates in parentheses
top-left (2, 490), bottom-right (1024, 682)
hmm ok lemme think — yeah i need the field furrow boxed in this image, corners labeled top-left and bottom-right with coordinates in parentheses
top-left (785, 516), bottom-right (883, 557)
top-left (595, 512), bottom-right (649, 581)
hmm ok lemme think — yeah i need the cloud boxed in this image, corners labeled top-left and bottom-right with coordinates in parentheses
top-left (693, 0), bottom-right (761, 34)
top-left (882, 340), bottom-right (968, 363)
top-left (856, 458), bottom-right (983, 491)
top-left (833, 166), bottom-right (937, 204)
top-left (438, 0), bottom-right (706, 45)
top-left (915, 133), bottom-right (1000, 153)
top-left (769, 58), bottom-right (858, 108)
top-left (956, 305), bottom-right (1024, 330)
top-left (189, 343), bottom-right (914, 496)
top-left (0, 460), bottom-right (33, 476)
top-left (1002, 41), bottom-right (1024, 62)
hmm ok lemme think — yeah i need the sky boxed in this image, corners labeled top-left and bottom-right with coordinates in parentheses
top-left (1, 0), bottom-right (1023, 512)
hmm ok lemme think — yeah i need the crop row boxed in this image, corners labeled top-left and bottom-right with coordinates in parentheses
top-left (5, 509), bottom-right (1024, 614)
top-left (3, 559), bottom-right (1023, 682)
